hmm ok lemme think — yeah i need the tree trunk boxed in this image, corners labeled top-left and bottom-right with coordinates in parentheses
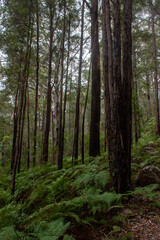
top-left (41, 5), bottom-right (54, 162)
top-left (102, 0), bottom-right (132, 193)
top-left (73, 0), bottom-right (85, 162)
top-left (89, 0), bottom-right (101, 157)
top-left (82, 65), bottom-right (90, 164)
top-left (151, 5), bottom-right (160, 135)
top-left (59, 15), bottom-right (71, 166)
top-left (33, 0), bottom-right (40, 167)
top-left (122, 0), bottom-right (132, 192)
top-left (58, 1), bottom-right (66, 169)
top-left (11, 88), bottom-right (19, 172)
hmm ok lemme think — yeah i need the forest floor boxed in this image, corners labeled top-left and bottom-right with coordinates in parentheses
top-left (1, 135), bottom-right (160, 240)
top-left (68, 142), bottom-right (160, 240)
top-left (68, 194), bottom-right (160, 240)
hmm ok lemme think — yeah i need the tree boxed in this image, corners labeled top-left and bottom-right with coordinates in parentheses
top-left (102, 0), bottom-right (132, 193)
top-left (150, 0), bottom-right (160, 135)
top-left (89, 0), bottom-right (101, 157)
top-left (73, 0), bottom-right (85, 162)
top-left (41, 2), bottom-right (54, 163)
top-left (33, 0), bottom-right (40, 167)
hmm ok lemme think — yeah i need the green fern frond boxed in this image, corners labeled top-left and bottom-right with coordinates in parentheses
top-left (33, 218), bottom-right (70, 240)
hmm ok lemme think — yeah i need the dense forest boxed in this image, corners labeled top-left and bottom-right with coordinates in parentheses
top-left (0, 0), bottom-right (160, 239)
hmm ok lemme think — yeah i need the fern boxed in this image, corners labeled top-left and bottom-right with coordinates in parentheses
top-left (129, 184), bottom-right (159, 200)
top-left (72, 170), bottom-right (110, 191)
top-left (0, 188), bottom-right (11, 207)
top-left (33, 218), bottom-right (70, 240)
top-left (0, 226), bottom-right (31, 240)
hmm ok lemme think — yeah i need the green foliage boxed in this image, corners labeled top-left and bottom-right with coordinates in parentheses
top-left (0, 187), bottom-right (10, 207)
top-left (72, 170), bottom-right (110, 190)
top-left (32, 218), bottom-right (70, 240)
top-left (0, 226), bottom-right (27, 240)
top-left (128, 184), bottom-right (159, 201)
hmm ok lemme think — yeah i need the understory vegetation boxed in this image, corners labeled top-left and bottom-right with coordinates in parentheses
top-left (0, 120), bottom-right (160, 240)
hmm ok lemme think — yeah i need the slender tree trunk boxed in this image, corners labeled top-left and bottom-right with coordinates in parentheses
top-left (58, 1), bottom-right (66, 169)
top-left (41, 5), bottom-right (54, 162)
top-left (102, 0), bottom-right (113, 161)
top-left (73, 0), bottom-right (85, 162)
top-left (51, 110), bottom-right (55, 164)
top-left (54, 60), bottom-right (60, 164)
top-left (122, 0), bottom-right (132, 192)
top-left (146, 72), bottom-right (151, 117)
top-left (132, 48), bottom-right (140, 143)
top-left (27, 83), bottom-right (30, 169)
top-left (33, 0), bottom-right (40, 167)
top-left (82, 65), bottom-right (90, 164)
top-left (68, 72), bottom-right (72, 135)
top-left (151, 5), bottom-right (160, 135)
top-left (11, 88), bottom-right (19, 172)
top-left (59, 15), bottom-right (71, 166)
top-left (89, 0), bottom-right (101, 157)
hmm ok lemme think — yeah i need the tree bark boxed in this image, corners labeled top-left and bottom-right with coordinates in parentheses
top-left (33, 0), bottom-right (40, 167)
top-left (89, 0), bottom-right (101, 157)
top-left (41, 5), bottom-right (54, 162)
top-left (102, 0), bottom-right (132, 193)
top-left (82, 65), bottom-right (90, 164)
top-left (59, 15), bottom-right (71, 166)
top-left (73, 0), bottom-right (85, 162)
top-left (151, 4), bottom-right (160, 135)
top-left (58, 1), bottom-right (66, 169)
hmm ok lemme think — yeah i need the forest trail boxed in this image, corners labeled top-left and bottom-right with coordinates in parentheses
top-left (127, 211), bottom-right (160, 240)
top-left (73, 143), bottom-right (160, 240)
top-left (123, 195), bottom-right (160, 240)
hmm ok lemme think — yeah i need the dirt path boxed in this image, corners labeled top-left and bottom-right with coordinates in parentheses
top-left (128, 213), bottom-right (160, 240)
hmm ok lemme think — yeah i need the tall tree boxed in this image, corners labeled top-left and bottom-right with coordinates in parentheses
top-left (73, 0), bottom-right (85, 161)
top-left (89, 0), bottom-right (101, 157)
top-left (33, 0), bottom-right (40, 167)
top-left (150, 1), bottom-right (160, 135)
top-left (58, 0), bottom-right (66, 169)
top-left (102, 0), bottom-right (132, 193)
top-left (41, 2), bottom-right (54, 162)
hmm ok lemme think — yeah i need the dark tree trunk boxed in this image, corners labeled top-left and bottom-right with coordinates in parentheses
top-left (146, 72), bottom-right (151, 114)
top-left (82, 65), bottom-right (90, 164)
top-left (73, 0), bottom-right (85, 162)
top-left (102, 0), bottom-right (132, 193)
top-left (33, 0), bottom-right (40, 167)
top-left (122, 0), bottom-right (132, 192)
top-left (41, 5), bottom-right (54, 162)
top-left (11, 88), bottom-right (19, 172)
top-left (59, 15), bottom-right (71, 166)
top-left (89, 0), bottom-right (101, 157)
top-left (58, 1), bottom-right (66, 169)
top-left (151, 5), bottom-right (160, 135)
top-left (27, 83), bottom-right (30, 169)
top-left (54, 59), bottom-right (60, 164)
top-left (102, 0), bottom-right (113, 161)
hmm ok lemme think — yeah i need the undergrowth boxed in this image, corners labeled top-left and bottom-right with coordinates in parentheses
top-left (0, 157), bottom-right (122, 239)
top-left (0, 120), bottom-right (160, 239)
